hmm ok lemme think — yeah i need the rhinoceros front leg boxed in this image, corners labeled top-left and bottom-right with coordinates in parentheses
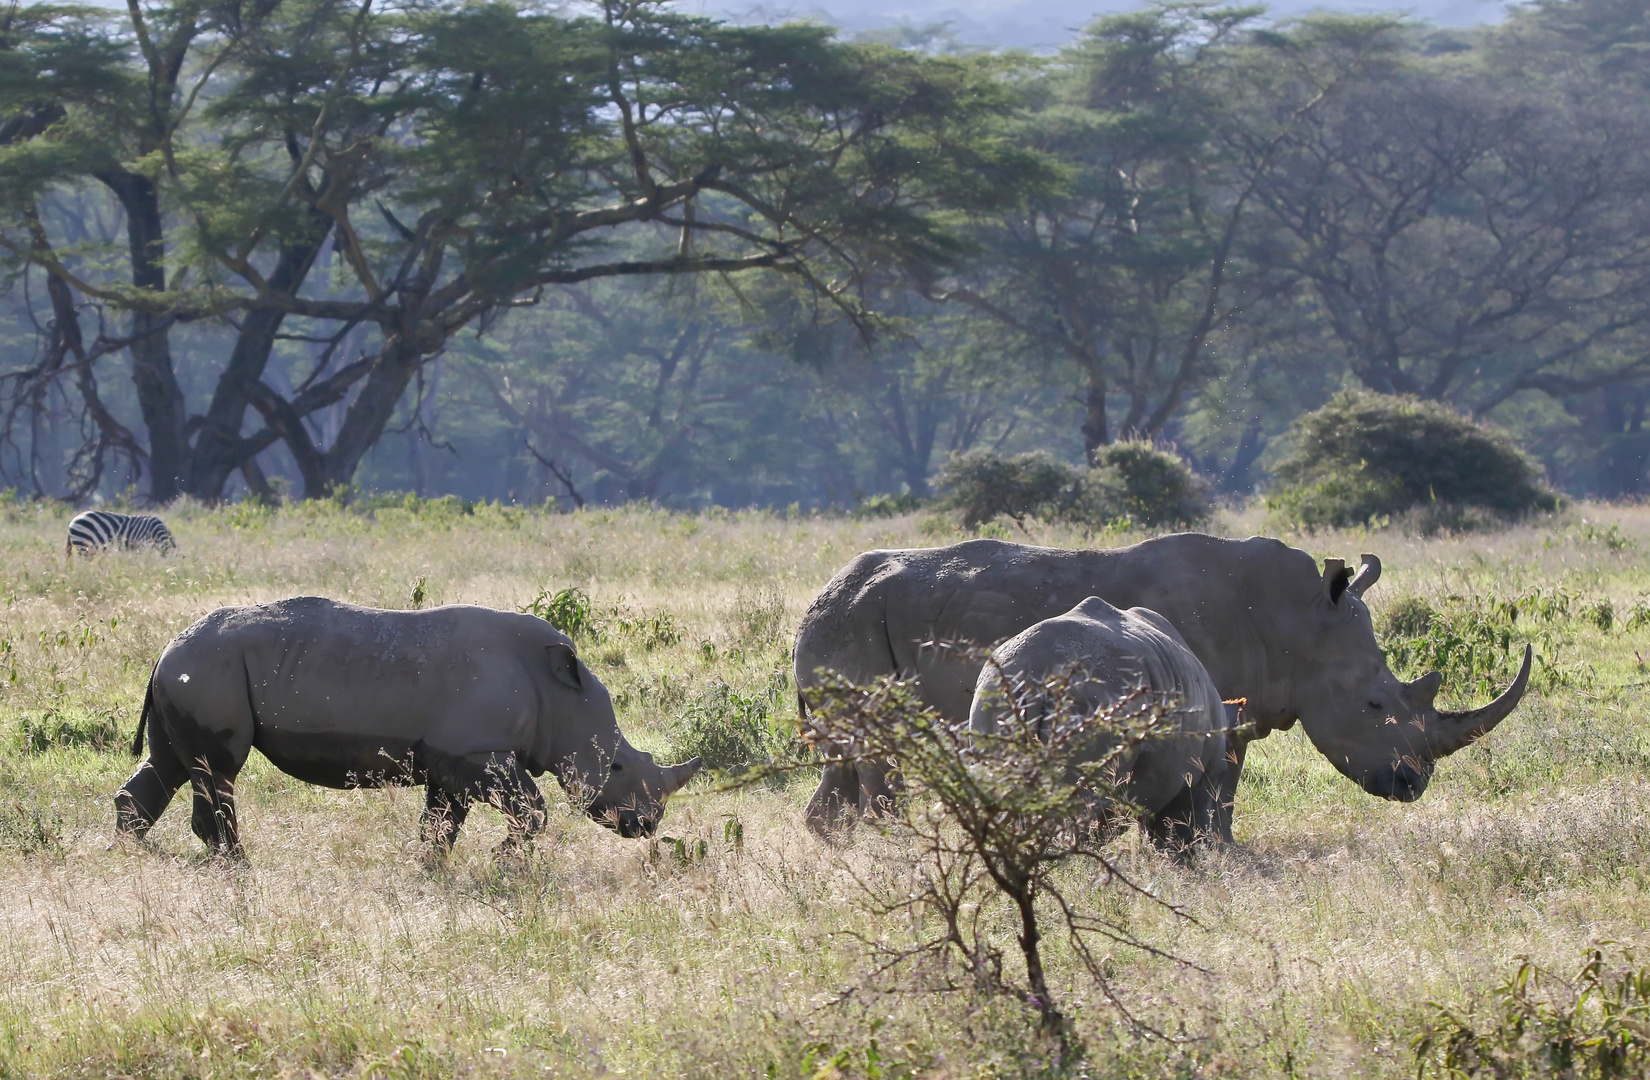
top-left (804, 760), bottom-right (860, 836)
top-left (482, 755), bottom-right (547, 852)
top-left (420, 784), bottom-right (472, 853)
top-left (1215, 739), bottom-right (1247, 845)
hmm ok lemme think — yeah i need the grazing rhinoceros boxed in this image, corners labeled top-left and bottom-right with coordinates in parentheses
top-left (114, 597), bottom-right (701, 857)
top-left (969, 597), bottom-right (1236, 849)
top-left (795, 535), bottom-right (1531, 837)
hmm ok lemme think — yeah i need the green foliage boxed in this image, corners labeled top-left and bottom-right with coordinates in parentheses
top-left (853, 492), bottom-right (924, 519)
top-left (1415, 948), bottom-right (1650, 1079)
top-left (1379, 588), bottom-right (1602, 700)
top-left (667, 675), bottom-right (799, 782)
top-left (934, 450), bottom-right (1076, 528)
top-left (1079, 441), bottom-right (1212, 528)
top-left (16, 707), bottom-right (121, 754)
top-left (935, 445), bottom-right (1209, 530)
top-left (520, 586), bottom-right (599, 640)
top-left (611, 610), bottom-right (682, 651)
top-left (1269, 392), bottom-right (1559, 531)
top-left (0, 801), bottom-right (60, 856)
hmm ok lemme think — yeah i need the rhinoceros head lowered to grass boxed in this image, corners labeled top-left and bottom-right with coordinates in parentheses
top-left (579, 737), bottom-right (703, 838)
top-left (540, 641), bottom-right (703, 838)
top-left (1284, 554), bottom-right (1531, 802)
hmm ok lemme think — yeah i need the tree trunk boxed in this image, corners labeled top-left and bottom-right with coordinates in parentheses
top-left (185, 212), bottom-right (333, 501)
top-left (1012, 890), bottom-right (1064, 1039)
top-left (98, 168), bottom-right (186, 503)
top-left (313, 330), bottom-right (427, 497)
top-left (1080, 361), bottom-right (1108, 460)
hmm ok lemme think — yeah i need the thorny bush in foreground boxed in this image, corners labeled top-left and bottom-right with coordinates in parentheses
top-left (799, 654), bottom-right (1201, 1056)
top-left (1414, 946), bottom-right (1650, 1079)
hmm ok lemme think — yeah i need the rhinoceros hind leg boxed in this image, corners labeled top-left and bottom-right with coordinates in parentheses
top-left (420, 784), bottom-right (472, 853)
top-left (188, 763), bottom-right (243, 859)
top-left (113, 754), bottom-right (188, 842)
top-left (1144, 786), bottom-right (1199, 859)
top-left (804, 761), bottom-right (860, 837)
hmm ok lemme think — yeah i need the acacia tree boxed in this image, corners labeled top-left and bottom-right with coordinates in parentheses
top-left (941, 5), bottom-right (1401, 456)
top-left (0, 0), bottom-right (1046, 501)
top-left (1252, 62), bottom-right (1650, 414)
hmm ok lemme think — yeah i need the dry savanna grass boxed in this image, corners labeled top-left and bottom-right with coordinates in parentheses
top-left (1, 496), bottom-right (1648, 1076)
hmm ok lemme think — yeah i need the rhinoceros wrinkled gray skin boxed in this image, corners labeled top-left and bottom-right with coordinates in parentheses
top-left (969, 597), bottom-right (1236, 850)
top-left (795, 534), bottom-right (1531, 837)
top-left (114, 597), bottom-right (702, 857)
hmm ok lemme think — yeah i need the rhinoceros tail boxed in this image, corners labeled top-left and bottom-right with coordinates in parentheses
top-left (132, 673), bottom-right (155, 756)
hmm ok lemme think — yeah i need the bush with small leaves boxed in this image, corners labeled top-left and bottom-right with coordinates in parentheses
top-left (521, 586), bottom-right (600, 639)
top-left (936, 445), bottom-right (1209, 531)
top-left (1414, 947), bottom-right (1650, 1079)
top-left (1268, 391), bottom-right (1558, 531)
top-left (802, 655), bottom-right (1197, 1056)
top-left (668, 675), bottom-right (800, 784)
top-left (1076, 441), bottom-right (1212, 529)
top-left (18, 708), bottom-right (122, 754)
top-left (934, 451), bottom-right (1077, 529)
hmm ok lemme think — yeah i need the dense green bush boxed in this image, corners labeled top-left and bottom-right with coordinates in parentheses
top-left (1082, 441), bottom-right (1212, 528)
top-left (934, 451), bottom-right (1076, 528)
top-left (1414, 948), bottom-right (1650, 1079)
top-left (1268, 391), bottom-right (1558, 530)
top-left (667, 676), bottom-right (799, 784)
top-left (935, 444), bottom-right (1210, 531)
top-left (16, 708), bottom-right (122, 754)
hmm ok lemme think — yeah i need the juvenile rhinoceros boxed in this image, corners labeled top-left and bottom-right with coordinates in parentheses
top-left (795, 535), bottom-right (1531, 836)
top-left (114, 597), bottom-right (701, 857)
top-left (970, 597), bottom-right (1236, 849)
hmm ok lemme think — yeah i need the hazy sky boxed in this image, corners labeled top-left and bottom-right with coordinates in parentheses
top-left (679, 0), bottom-right (1509, 51)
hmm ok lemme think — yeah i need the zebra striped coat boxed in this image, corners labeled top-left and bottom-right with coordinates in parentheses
top-left (66, 511), bottom-right (176, 556)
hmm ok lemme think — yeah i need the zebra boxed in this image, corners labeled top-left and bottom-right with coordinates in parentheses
top-left (65, 511), bottom-right (176, 556)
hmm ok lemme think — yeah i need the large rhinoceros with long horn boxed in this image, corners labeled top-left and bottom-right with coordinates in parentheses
top-left (794, 534), bottom-right (1531, 837)
top-left (115, 597), bottom-right (701, 858)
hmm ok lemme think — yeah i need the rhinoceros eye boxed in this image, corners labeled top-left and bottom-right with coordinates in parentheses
top-left (610, 762), bottom-right (622, 772)
top-left (1368, 701), bottom-right (1383, 711)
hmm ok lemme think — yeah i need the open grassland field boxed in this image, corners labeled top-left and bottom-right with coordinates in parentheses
top-left (2, 498), bottom-right (1649, 1077)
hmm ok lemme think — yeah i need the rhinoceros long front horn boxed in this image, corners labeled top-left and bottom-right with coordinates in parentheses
top-left (1426, 644), bottom-right (1533, 758)
top-left (652, 757), bottom-right (704, 797)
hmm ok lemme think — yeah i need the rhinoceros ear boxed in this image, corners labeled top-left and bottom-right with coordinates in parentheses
top-left (546, 642), bottom-right (583, 690)
top-left (1322, 558), bottom-right (1352, 606)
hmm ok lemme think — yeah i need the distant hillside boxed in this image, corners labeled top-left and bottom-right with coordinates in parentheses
top-left (682, 0), bottom-right (1507, 49)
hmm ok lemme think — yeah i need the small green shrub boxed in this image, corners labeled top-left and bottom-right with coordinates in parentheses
top-left (0, 801), bottom-right (59, 855)
top-left (934, 451), bottom-right (1076, 529)
top-left (1079, 441), bottom-right (1212, 529)
top-left (18, 708), bottom-right (122, 754)
top-left (521, 586), bottom-right (600, 639)
top-left (1379, 587), bottom-right (1600, 700)
top-left (1381, 596), bottom-right (1436, 640)
top-left (1267, 391), bottom-right (1558, 530)
top-left (667, 676), bottom-right (800, 783)
top-left (853, 492), bottom-right (923, 519)
top-left (935, 445), bottom-right (1210, 531)
top-left (1415, 948), bottom-right (1650, 1079)
top-left (612, 610), bottom-right (682, 651)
